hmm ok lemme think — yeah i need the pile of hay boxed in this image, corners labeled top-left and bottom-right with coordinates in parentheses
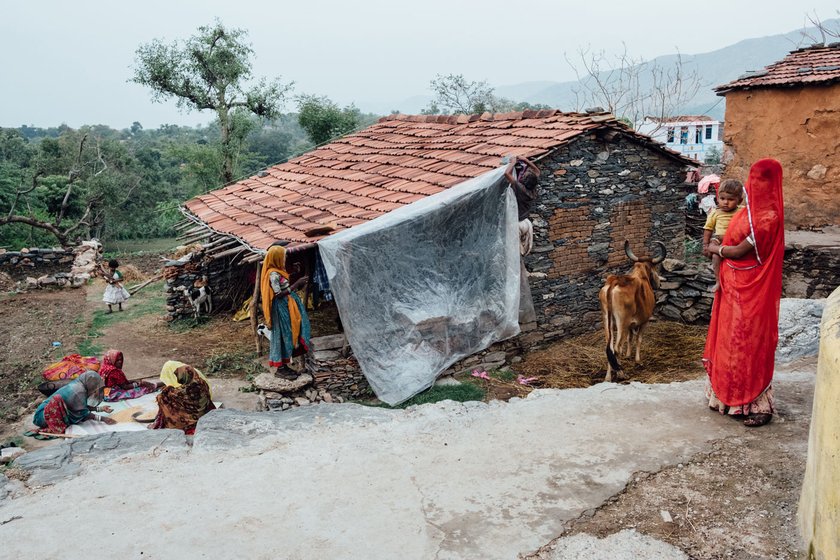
top-left (513, 321), bottom-right (709, 389)
top-left (171, 243), bottom-right (203, 259)
top-left (116, 264), bottom-right (146, 283)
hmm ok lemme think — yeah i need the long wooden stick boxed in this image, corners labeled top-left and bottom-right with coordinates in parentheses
top-left (38, 432), bottom-right (78, 439)
top-left (251, 262), bottom-right (263, 356)
top-left (127, 274), bottom-right (163, 295)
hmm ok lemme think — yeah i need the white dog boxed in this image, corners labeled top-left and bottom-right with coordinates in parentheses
top-left (175, 276), bottom-right (212, 318)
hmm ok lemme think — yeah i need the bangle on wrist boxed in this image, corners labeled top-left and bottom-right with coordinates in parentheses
top-left (718, 245), bottom-right (725, 258)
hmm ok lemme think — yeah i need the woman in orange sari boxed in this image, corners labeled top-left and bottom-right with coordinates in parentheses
top-left (703, 159), bottom-right (785, 427)
top-left (260, 245), bottom-right (311, 380)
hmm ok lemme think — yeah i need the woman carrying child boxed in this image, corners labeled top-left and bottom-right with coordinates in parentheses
top-left (703, 159), bottom-right (785, 427)
top-left (702, 179), bottom-right (743, 292)
top-left (102, 259), bottom-right (130, 313)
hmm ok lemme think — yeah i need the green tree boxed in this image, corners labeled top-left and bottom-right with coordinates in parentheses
top-left (132, 21), bottom-right (293, 184)
top-left (297, 95), bottom-right (361, 145)
top-left (424, 74), bottom-right (501, 115)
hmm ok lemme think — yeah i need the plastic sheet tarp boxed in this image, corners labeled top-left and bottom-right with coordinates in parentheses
top-left (318, 167), bottom-right (521, 405)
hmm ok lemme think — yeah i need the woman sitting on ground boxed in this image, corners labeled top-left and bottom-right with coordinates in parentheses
top-left (99, 349), bottom-right (163, 401)
top-left (260, 244), bottom-right (311, 380)
top-left (32, 370), bottom-right (116, 433)
top-left (150, 364), bottom-right (215, 435)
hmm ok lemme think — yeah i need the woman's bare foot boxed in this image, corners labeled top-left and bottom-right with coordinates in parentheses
top-left (275, 366), bottom-right (299, 380)
top-left (743, 413), bottom-right (772, 427)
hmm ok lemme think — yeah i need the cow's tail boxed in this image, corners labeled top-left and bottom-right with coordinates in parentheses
top-left (604, 285), bottom-right (623, 373)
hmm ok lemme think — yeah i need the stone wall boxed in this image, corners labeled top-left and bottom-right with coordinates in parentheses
top-left (722, 85), bottom-right (840, 229)
top-left (306, 334), bottom-right (370, 399)
top-left (783, 244), bottom-right (840, 299)
top-left (164, 250), bottom-right (255, 320)
top-left (656, 259), bottom-right (715, 324)
top-left (0, 241), bottom-right (101, 289)
top-left (524, 134), bottom-right (687, 345)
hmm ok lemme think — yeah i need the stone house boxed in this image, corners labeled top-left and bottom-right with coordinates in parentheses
top-left (715, 43), bottom-right (840, 229)
top-left (174, 110), bottom-right (693, 396)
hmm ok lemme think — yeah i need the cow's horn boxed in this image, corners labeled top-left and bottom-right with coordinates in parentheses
top-left (624, 240), bottom-right (639, 262)
top-left (651, 241), bottom-right (667, 264)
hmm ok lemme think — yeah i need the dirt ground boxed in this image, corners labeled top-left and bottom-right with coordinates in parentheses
top-left (526, 358), bottom-right (815, 560)
top-left (0, 289), bottom-right (86, 425)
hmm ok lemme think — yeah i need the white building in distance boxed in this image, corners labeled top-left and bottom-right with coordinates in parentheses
top-left (637, 116), bottom-right (723, 162)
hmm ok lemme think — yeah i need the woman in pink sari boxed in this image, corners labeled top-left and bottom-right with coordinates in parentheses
top-left (98, 349), bottom-right (162, 402)
top-left (703, 159), bottom-right (785, 427)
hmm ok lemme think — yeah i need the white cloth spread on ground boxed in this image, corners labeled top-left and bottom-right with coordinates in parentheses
top-left (66, 392), bottom-right (221, 436)
top-left (318, 167), bottom-right (521, 405)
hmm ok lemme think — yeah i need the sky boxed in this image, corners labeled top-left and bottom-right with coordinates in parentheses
top-left (1, 0), bottom-right (838, 129)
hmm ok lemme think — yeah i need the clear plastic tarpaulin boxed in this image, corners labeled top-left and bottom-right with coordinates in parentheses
top-left (318, 167), bottom-right (521, 405)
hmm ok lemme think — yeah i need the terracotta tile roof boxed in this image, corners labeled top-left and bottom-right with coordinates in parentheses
top-left (184, 110), bottom-right (693, 251)
top-left (716, 43), bottom-right (840, 94)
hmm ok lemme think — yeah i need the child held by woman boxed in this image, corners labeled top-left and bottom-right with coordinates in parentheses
top-left (702, 179), bottom-right (744, 292)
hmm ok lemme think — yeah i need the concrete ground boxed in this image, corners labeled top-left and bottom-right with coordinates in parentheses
top-left (0, 362), bottom-right (815, 559)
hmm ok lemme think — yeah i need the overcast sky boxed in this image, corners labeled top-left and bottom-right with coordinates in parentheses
top-left (2, 1), bottom-right (837, 128)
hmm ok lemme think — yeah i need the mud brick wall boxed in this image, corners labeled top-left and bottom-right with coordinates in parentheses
top-left (524, 134), bottom-right (687, 347)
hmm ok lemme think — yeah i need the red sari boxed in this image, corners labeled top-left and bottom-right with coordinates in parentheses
top-left (703, 159), bottom-right (785, 411)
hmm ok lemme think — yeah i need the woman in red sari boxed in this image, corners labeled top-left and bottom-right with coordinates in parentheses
top-left (703, 158), bottom-right (785, 427)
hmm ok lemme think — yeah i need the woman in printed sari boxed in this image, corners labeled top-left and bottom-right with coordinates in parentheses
top-left (150, 365), bottom-right (215, 435)
top-left (703, 159), bottom-right (785, 427)
top-left (98, 349), bottom-right (162, 401)
top-left (32, 371), bottom-right (116, 433)
top-left (260, 244), bottom-right (311, 380)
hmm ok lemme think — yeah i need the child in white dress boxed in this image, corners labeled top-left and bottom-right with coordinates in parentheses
top-left (102, 259), bottom-right (130, 313)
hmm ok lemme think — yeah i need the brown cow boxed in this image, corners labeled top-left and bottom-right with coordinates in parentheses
top-left (598, 240), bottom-right (667, 381)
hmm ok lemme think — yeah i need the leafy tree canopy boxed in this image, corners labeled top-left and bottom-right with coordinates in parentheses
top-left (297, 95), bottom-right (362, 146)
top-left (132, 20), bottom-right (293, 183)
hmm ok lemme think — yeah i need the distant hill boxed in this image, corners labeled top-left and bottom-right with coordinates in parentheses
top-left (384, 18), bottom-right (840, 120)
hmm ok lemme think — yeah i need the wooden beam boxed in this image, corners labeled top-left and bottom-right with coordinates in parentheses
top-left (176, 226), bottom-right (205, 239)
top-left (208, 245), bottom-right (246, 261)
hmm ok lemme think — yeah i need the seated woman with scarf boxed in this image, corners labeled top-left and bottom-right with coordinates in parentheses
top-left (32, 371), bottom-right (116, 433)
top-left (150, 364), bottom-right (215, 435)
top-left (260, 245), bottom-right (311, 380)
top-left (99, 349), bottom-right (163, 401)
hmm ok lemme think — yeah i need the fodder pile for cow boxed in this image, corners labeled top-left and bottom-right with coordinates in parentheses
top-left (513, 320), bottom-right (708, 390)
top-left (116, 264), bottom-right (146, 283)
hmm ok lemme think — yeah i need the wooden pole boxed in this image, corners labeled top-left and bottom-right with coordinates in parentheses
top-left (127, 274), bottom-right (163, 295)
top-left (251, 262), bottom-right (263, 356)
top-left (302, 247), bottom-right (314, 310)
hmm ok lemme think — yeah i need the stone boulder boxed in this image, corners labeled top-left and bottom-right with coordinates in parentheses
top-left (13, 430), bottom-right (187, 485)
top-left (253, 372), bottom-right (314, 394)
top-left (776, 298), bottom-right (826, 363)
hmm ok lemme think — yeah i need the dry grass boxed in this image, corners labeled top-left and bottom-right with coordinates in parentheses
top-left (171, 243), bottom-right (203, 259)
top-left (118, 264), bottom-right (146, 283)
top-left (513, 320), bottom-right (708, 390)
